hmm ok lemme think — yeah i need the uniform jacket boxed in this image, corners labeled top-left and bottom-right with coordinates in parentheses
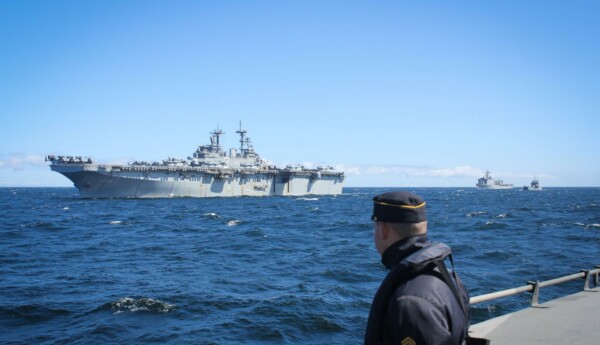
top-left (364, 235), bottom-right (470, 345)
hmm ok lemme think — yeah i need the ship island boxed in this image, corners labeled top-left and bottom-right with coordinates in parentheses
top-left (46, 124), bottom-right (344, 198)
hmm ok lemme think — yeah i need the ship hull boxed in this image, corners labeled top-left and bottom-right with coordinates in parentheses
top-left (53, 165), bottom-right (343, 198)
top-left (476, 184), bottom-right (513, 190)
top-left (523, 187), bottom-right (543, 191)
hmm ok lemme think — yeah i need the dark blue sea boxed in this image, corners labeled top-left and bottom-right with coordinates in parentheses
top-left (1, 187), bottom-right (599, 344)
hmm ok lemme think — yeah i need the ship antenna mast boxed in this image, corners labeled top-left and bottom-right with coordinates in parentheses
top-left (211, 126), bottom-right (225, 148)
top-left (235, 121), bottom-right (247, 154)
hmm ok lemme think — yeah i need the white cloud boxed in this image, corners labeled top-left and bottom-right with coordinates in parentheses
top-left (0, 154), bottom-right (47, 170)
top-left (334, 164), bottom-right (483, 178)
top-left (426, 166), bottom-right (483, 178)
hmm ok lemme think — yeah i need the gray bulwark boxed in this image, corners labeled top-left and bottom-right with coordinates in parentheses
top-left (469, 287), bottom-right (600, 344)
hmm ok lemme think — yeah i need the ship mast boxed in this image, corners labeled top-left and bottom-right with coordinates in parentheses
top-left (236, 121), bottom-right (247, 155)
top-left (211, 127), bottom-right (225, 148)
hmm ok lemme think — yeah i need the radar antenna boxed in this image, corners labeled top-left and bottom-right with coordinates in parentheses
top-left (211, 127), bottom-right (225, 148)
top-left (235, 121), bottom-right (248, 154)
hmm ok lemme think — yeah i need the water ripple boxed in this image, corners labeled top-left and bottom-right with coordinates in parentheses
top-left (1, 187), bottom-right (599, 343)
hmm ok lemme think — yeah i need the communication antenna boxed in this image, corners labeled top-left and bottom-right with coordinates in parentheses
top-left (211, 126), bottom-right (225, 147)
top-left (235, 121), bottom-right (247, 153)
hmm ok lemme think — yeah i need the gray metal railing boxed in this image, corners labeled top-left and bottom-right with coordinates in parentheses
top-left (469, 266), bottom-right (600, 306)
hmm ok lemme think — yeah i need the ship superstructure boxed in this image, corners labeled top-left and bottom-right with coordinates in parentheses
top-left (46, 124), bottom-right (344, 198)
top-left (476, 170), bottom-right (513, 189)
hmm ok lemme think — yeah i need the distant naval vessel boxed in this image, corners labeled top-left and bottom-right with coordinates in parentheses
top-left (523, 178), bottom-right (542, 191)
top-left (476, 170), bottom-right (513, 189)
top-left (46, 124), bottom-right (344, 198)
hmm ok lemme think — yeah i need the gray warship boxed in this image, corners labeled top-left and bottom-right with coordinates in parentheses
top-left (46, 124), bottom-right (344, 198)
top-left (476, 170), bottom-right (513, 189)
top-left (523, 178), bottom-right (542, 191)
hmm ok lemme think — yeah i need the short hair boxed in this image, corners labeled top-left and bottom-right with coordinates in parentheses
top-left (387, 221), bottom-right (428, 238)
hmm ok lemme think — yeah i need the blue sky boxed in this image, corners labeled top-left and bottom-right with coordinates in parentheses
top-left (1, 0), bottom-right (598, 187)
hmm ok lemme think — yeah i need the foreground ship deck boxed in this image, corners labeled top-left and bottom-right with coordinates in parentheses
top-left (469, 267), bottom-right (600, 344)
top-left (46, 124), bottom-right (344, 198)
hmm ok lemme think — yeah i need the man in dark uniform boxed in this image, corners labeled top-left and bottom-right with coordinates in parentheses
top-left (364, 191), bottom-right (470, 345)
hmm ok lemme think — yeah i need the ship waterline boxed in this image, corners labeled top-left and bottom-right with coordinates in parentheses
top-left (47, 124), bottom-right (344, 198)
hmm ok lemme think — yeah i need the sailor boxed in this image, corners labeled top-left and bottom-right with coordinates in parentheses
top-left (364, 191), bottom-right (470, 345)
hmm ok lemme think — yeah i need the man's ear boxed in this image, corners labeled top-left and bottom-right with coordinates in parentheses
top-left (380, 222), bottom-right (390, 239)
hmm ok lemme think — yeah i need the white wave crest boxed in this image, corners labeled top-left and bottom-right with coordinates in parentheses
top-left (109, 220), bottom-right (123, 225)
top-left (202, 212), bottom-right (220, 219)
top-left (296, 197), bottom-right (319, 201)
top-left (110, 297), bottom-right (175, 314)
top-left (226, 219), bottom-right (241, 226)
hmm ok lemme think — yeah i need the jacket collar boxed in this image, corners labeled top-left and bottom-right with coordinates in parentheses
top-left (381, 234), bottom-right (453, 271)
top-left (381, 234), bottom-right (430, 269)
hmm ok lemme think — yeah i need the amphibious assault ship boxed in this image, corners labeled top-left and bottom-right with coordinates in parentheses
top-left (46, 124), bottom-right (344, 198)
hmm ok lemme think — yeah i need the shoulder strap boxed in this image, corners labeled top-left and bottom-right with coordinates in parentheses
top-left (432, 255), bottom-right (468, 318)
top-left (433, 256), bottom-right (491, 345)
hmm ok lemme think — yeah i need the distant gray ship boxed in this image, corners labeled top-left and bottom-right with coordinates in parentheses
top-left (46, 124), bottom-right (344, 198)
top-left (523, 178), bottom-right (542, 191)
top-left (476, 170), bottom-right (513, 189)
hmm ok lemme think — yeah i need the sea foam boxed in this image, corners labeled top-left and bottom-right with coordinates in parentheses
top-left (110, 297), bottom-right (175, 314)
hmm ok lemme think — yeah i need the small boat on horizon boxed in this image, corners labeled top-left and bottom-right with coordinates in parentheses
top-left (523, 178), bottom-right (542, 191)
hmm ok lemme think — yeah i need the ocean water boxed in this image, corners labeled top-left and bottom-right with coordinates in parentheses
top-left (1, 187), bottom-right (599, 344)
